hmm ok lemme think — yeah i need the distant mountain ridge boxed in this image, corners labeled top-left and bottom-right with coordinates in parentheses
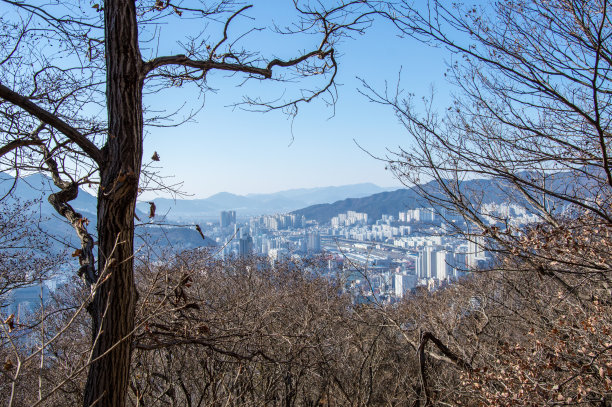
top-left (137, 183), bottom-right (396, 219)
top-left (1, 174), bottom-right (397, 222)
top-left (291, 188), bottom-right (425, 224)
top-left (0, 174), bottom-right (211, 253)
top-left (291, 178), bottom-right (514, 224)
top-left (246, 183), bottom-right (393, 206)
top-left (0, 172), bottom-right (98, 218)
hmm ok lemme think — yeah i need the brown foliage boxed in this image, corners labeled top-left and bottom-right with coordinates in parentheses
top-left (2, 236), bottom-right (610, 406)
top-left (129, 253), bottom-right (418, 406)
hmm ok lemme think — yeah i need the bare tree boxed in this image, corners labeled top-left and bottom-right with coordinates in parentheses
top-left (0, 1), bottom-right (376, 405)
top-left (129, 252), bottom-right (420, 407)
top-left (0, 198), bottom-right (61, 303)
top-left (363, 0), bottom-right (612, 276)
top-left (360, 0), bottom-right (612, 403)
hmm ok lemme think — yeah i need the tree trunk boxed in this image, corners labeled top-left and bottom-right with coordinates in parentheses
top-left (83, 0), bottom-right (143, 405)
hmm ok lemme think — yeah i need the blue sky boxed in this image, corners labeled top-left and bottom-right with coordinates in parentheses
top-left (140, 3), bottom-right (452, 199)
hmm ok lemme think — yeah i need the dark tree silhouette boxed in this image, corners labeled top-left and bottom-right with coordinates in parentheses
top-left (0, 1), bottom-right (375, 405)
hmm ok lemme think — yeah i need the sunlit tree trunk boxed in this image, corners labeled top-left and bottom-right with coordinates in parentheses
top-left (83, 0), bottom-right (143, 405)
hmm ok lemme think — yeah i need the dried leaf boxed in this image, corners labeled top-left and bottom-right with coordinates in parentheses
top-left (3, 358), bottom-right (13, 371)
top-left (4, 314), bottom-right (15, 332)
top-left (151, 151), bottom-right (160, 161)
top-left (197, 324), bottom-right (210, 335)
top-left (148, 202), bottom-right (156, 218)
top-left (72, 249), bottom-right (83, 258)
top-left (195, 224), bottom-right (205, 240)
top-left (76, 218), bottom-right (90, 229)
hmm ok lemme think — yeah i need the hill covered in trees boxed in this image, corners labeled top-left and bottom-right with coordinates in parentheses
top-left (292, 178), bottom-right (516, 224)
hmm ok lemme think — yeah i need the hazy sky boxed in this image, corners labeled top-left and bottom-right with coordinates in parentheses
top-left (140, 3), bottom-right (452, 199)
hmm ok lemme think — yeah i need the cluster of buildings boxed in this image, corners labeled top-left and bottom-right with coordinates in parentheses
top-left (414, 236), bottom-right (487, 281)
top-left (398, 208), bottom-right (436, 223)
top-left (331, 211), bottom-right (368, 228)
top-left (331, 212), bottom-right (412, 242)
top-left (1, 199), bottom-right (538, 324)
top-left (201, 202), bottom-right (536, 303)
top-left (219, 210), bottom-right (236, 228)
top-left (252, 213), bottom-right (305, 231)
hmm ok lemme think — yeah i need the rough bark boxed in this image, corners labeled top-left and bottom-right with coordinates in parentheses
top-left (0, 2), bottom-right (363, 405)
top-left (82, 0), bottom-right (143, 405)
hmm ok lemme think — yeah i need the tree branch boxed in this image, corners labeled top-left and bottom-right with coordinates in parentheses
top-left (143, 55), bottom-right (269, 78)
top-left (0, 83), bottom-right (103, 164)
top-left (418, 331), bottom-right (473, 406)
top-left (0, 139), bottom-right (43, 159)
top-left (143, 48), bottom-right (330, 80)
top-left (266, 49), bottom-right (331, 71)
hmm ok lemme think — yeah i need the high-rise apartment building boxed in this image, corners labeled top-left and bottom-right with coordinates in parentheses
top-left (220, 210), bottom-right (236, 227)
top-left (394, 273), bottom-right (416, 298)
top-left (307, 231), bottom-right (321, 253)
top-left (416, 246), bottom-right (437, 279)
top-left (467, 233), bottom-right (486, 268)
top-left (238, 234), bottom-right (253, 258)
top-left (435, 250), bottom-right (454, 281)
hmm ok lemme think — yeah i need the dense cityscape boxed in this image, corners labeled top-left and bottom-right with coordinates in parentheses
top-left (201, 203), bottom-right (541, 303)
